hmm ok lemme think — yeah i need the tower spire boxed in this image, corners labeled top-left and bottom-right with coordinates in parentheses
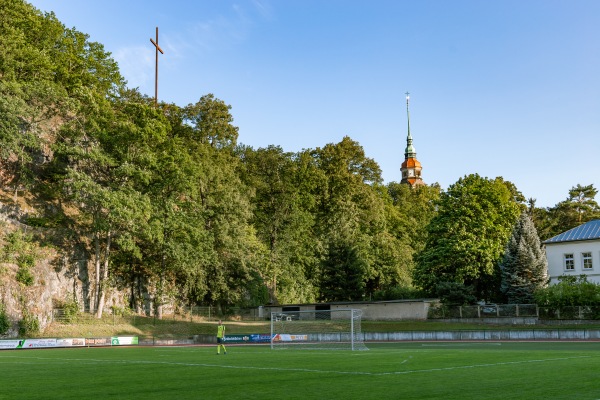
top-left (400, 91), bottom-right (424, 187)
top-left (404, 92), bottom-right (416, 159)
top-left (406, 92), bottom-right (411, 139)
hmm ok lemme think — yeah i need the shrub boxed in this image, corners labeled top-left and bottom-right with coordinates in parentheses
top-left (16, 266), bottom-right (34, 286)
top-left (534, 275), bottom-right (600, 308)
top-left (62, 296), bottom-right (80, 323)
top-left (0, 304), bottom-right (10, 335)
top-left (18, 310), bottom-right (40, 337)
top-left (435, 281), bottom-right (477, 305)
top-left (372, 286), bottom-right (426, 301)
top-left (111, 305), bottom-right (132, 317)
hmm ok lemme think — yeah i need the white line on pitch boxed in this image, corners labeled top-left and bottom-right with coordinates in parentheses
top-left (0, 354), bottom-right (592, 376)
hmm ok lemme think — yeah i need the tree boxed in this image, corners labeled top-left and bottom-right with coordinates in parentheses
top-left (414, 174), bottom-right (523, 301)
top-left (534, 184), bottom-right (600, 240)
top-left (377, 182), bottom-right (440, 294)
top-left (319, 239), bottom-right (368, 302)
top-left (183, 94), bottom-right (239, 149)
top-left (500, 211), bottom-right (548, 303)
top-left (239, 145), bottom-right (319, 304)
top-left (312, 137), bottom-right (385, 300)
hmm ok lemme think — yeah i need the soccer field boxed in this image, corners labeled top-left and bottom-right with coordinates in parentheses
top-left (1, 342), bottom-right (599, 399)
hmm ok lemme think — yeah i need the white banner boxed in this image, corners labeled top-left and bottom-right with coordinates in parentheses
top-left (272, 334), bottom-right (308, 342)
top-left (21, 338), bottom-right (58, 348)
top-left (111, 336), bottom-right (139, 345)
top-left (0, 340), bottom-right (22, 349)
top-left (56, 338), bottom-right (86, 347)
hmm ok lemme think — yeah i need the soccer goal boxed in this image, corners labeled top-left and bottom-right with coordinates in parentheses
top-left (270, 309), bottom-right (368, 351)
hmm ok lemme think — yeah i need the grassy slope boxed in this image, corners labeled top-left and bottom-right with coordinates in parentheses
top-left (40, 314), bottom-right (600, 339)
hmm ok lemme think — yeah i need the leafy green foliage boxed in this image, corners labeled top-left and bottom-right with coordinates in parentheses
top-left (319, 240), bottom-right (368, 301)
top-left (1, 230), bottom-right (38, 286)
top-left (18, 309), bottom-right (39, 337)
top-left (534, 275), bottom-right (600, 307)
top-left (434, 281), bottom-right (477, 305)
top-left (0, 304), bottom-right (10, 335)
top-left (16, 266), bottom-right (34, 286)
top-left (533, 184), bottom-right (600, 240)
top-left (62, 296), bottom-right (80, 323)
top-left (414, 174), bottom-right (523, 301)
top-left (371, 285), bottom-right (426, 301)
top-left (7, 1), bottom-right (565, 313)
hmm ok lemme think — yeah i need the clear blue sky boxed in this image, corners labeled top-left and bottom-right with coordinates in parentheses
top-left (28, 0), bottom-right (600, 208)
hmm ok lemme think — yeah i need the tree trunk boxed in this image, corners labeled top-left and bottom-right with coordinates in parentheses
top-left (96, 231), bottom-right (111, 318)
top-left (93, 231), bottom-right (101, 312)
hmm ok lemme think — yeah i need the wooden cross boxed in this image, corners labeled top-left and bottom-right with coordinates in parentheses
top-left (150, 27), bottom-right (164, 107)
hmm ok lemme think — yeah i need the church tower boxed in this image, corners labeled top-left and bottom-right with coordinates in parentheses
top-left (400, 93), bottom-right (424, 187)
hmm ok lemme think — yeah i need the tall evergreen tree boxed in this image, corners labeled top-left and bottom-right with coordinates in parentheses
top-left (319, 239), bottom-right (367, 302)
top-left (500, 211), bottom-right (548, 303)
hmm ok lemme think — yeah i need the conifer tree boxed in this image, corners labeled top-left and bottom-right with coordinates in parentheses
top-left (500, 211), bottom-right (548, 303)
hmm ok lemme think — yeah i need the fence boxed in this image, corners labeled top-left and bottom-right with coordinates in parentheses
top-left (51, 306), bottom-right (263, 324)
top-left (428, 304), bottom-right (600, 320)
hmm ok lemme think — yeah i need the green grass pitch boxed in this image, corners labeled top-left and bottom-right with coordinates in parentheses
top-left (1, 342), bottom-right (599, 399)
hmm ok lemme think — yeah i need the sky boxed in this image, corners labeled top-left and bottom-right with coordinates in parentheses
top-left (27, 0), bottom-right (600, 208)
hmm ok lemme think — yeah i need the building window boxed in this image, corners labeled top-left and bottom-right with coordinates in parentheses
top-left (564, 254), bottom-right (574, 271)
top-left (582, 252), bottom-right (593, 270)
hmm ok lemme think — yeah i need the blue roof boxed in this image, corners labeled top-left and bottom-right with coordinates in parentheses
top-left (544, 219), bottom-right (600, 244)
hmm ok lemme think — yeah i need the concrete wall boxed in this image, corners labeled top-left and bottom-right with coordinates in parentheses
top-left (264, 300), bottom-right (437, 321)
top-left (365, 329), bottom-right (600, 341)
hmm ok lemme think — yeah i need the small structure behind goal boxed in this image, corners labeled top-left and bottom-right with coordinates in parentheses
top-left (270, 309), bottom-right (368, 351)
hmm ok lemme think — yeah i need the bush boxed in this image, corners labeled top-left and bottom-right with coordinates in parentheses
top-left (16, 266), bottom-right (34, 286)
top-left (62, 297), bottom-right (80, 323)
top-left (0, 304), bottom-right (10, 335)
top-left (18, 311), bottom-right (40, 337)
top-left (372, 286), bottom-right (426, 301)
top-left (534, 275), bottom-right (600, 307)
top-left (434, 282), bottom-right (477, 305)
top-left (110, 305), bottom-right (132, 317)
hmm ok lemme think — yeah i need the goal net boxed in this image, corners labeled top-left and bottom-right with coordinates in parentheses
top-left (270, 309), bottom-right (368, 351)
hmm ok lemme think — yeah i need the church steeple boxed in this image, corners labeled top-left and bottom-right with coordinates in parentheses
top-left (404, 93), bottom-right (416, 159)
top-left (400, 92), bottom-right (424, 187)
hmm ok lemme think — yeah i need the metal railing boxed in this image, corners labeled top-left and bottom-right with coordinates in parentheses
top-left (51, 306), bottom-right (263, 325)
top-left (428, 304), bottom-right (600, 320)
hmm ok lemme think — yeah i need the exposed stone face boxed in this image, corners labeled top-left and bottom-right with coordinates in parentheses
top-left (0, 224), bottom-right (127, 338)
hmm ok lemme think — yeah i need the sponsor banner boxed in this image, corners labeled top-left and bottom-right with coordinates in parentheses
top-left (249, 334), bottom-right (272, 343)
top-left (222, 335), bottom-right (248, 343)
top-left (111, 336), bottom-right (139, 346)
top-left (221, 334), bottom-right (271, 344)
top-left (0, 340), bottom-right (22, 349)
top-left (21, 338), bottom-right (58, 348)
top-left (86, 337), bottom-right (111, 347)
top-left (272, 334), bottom-right (308, 342)
top-left (56, 338), bottom-right (86, 347)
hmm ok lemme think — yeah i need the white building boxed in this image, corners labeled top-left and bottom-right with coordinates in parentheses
top-left (544, 219), bottom-right (600, 284)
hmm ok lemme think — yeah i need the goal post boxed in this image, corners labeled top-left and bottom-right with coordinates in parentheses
top-left (270, 309), bottom-right (368, 351)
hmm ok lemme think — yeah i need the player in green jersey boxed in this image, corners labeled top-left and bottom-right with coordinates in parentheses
top-left (216, 320), bottom-right (227, 354)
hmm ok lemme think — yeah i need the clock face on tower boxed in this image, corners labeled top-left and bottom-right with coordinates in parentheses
top-left (408, 169), bottom-right (415, 177)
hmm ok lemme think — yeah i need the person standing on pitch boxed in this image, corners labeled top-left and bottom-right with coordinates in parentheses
top-left (217, 320), bottom-right (227, 354)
